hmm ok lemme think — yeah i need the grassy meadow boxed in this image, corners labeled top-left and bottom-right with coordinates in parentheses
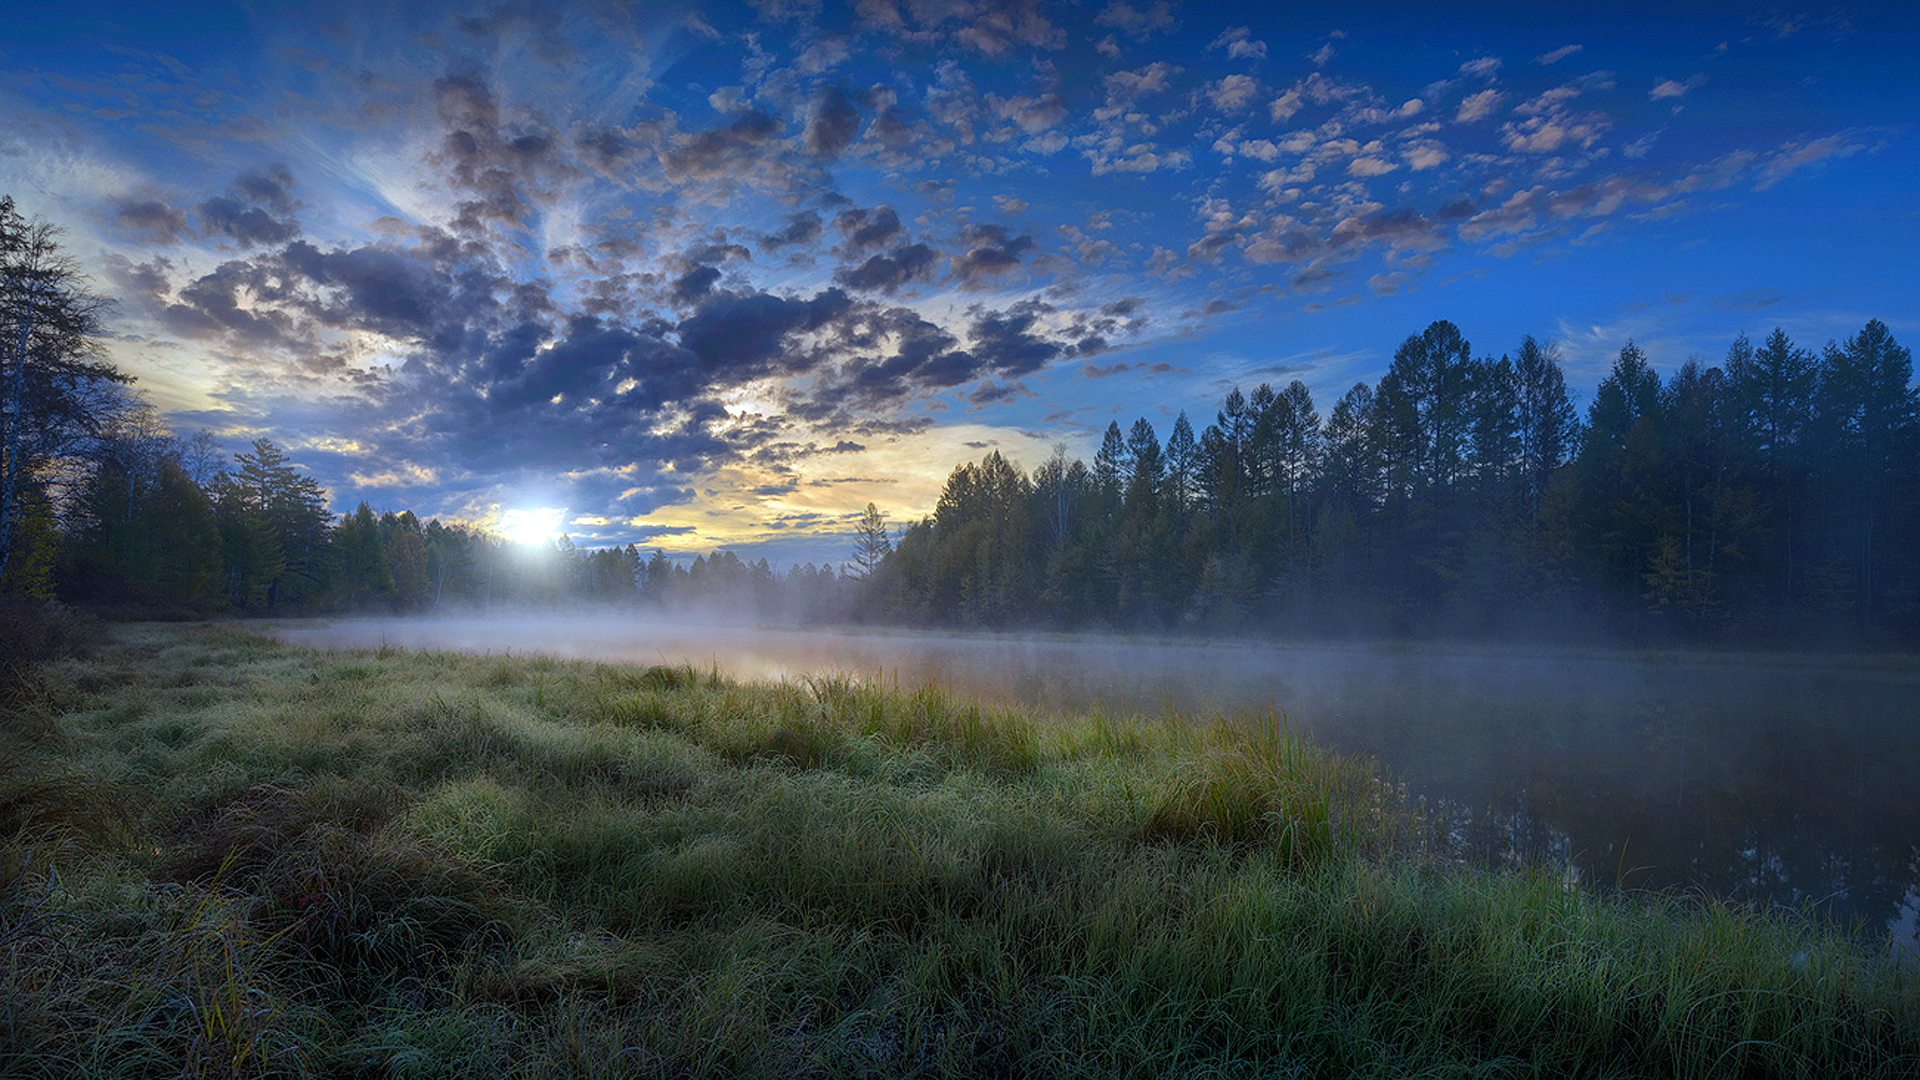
top-left (2, 616), bottom-right (1917, 1078)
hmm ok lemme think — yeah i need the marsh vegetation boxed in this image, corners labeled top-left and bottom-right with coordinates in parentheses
top-left (4, 618), bottom-right (1917, 1077)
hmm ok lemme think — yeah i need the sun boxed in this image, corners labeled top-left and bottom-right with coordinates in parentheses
top-left (498, 507), bottom-right (566, 546)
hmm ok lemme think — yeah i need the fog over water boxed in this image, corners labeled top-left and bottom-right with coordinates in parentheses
top-left (276, 614), bottom-right (1920, 957)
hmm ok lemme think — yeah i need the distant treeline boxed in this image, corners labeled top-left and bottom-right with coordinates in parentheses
top-left (866, 318), bottom-right (1917, 645)
top-left (14, 313), bottom-right (1918, 645)
top-left (37, 417), bottom-right (857, 621)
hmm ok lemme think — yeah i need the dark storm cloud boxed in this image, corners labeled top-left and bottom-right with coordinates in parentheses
top-left (679, 288), bottom-right (852, 375)
top-left (286, 242), bottom-right (458, 340)
top-left (428, 72), bottom-right (576, 234)
top-left (113, 198), bottom-right (188, 242)
top-left (833, 206), bottom-right (904, 253)
top-left (835, 242), bottom-right (938, 293)
top-left (968, 380), bottom-right (1028, 404)
top-left (194, 164), bottom-right (300, 246)
top-left (483, 315), bottom-right (635, 411)
top-left (951, 224), bottom-right (1036, 285)
top-left (163, 258), bottom-right (301, 346)
top-left (231, 164), bottom-right (297, 214)
top-left (805, 85), bottom-right (862, 158)
top-left (662, 109), bottom-right (785, 185)
top-left (760, 210), bottom-right (824, 249)
top-left (968, 301), bottom-right (1058, 376)
top-left (198, 196), bottom-right (297, 246)
top-left (674, 265), bottom-right (722, 302)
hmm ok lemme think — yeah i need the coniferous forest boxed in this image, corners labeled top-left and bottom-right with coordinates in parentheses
top-left (868, 318), bottom-right (1920, 644)
top-left (5, 196), bottom-right (1916, 645)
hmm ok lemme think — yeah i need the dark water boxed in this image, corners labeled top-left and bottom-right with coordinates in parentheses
top-left (276, 615), bottom-right (1920, 957)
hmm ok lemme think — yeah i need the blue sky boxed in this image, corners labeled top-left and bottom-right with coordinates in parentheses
top-left (2, 0), bottom-right (1913, 566)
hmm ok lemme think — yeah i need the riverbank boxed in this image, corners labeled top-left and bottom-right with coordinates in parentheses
top-left (4, 621), bottom-right (1916, 1077)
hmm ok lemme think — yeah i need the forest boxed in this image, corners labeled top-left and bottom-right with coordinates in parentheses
top-left (4, 196), bottom-right (1915, 644)
top-left (868, 318), bottom-right (1919, 644)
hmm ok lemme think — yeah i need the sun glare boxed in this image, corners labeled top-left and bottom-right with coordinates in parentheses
top-left (499, 507), bottom-right (566, 546)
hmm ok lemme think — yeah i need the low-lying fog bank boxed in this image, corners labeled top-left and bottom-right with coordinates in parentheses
top-left (273, 613), bottom-right (1920, 957)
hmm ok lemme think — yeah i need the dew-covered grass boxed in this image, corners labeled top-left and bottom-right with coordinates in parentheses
top-left (0, 620), bottom-right (1914, 1078)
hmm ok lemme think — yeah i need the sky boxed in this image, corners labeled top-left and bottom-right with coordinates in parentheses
top-left (2, 0), bottom-right (1914, 567)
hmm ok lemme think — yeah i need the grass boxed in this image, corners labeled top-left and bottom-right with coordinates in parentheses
top-left (0, 619), bottom-right (1913, 1077)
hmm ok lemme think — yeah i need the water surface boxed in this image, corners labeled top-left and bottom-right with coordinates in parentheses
top-left (274, 614), bottom-right (1920, 956)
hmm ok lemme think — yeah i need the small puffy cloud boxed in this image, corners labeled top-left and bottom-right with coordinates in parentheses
top-left (1650, 74), bottom-right (1707, 100)
top-left (1347, 156), bottom-right (1398, 177)
top-left (994, 90), bottom-right (1069, 133)
top-left (1102, 61), bottom-right (1180, 107)
top-left (1307, 42), bottom-right (1335, 67)
top-left (1206, 73), bottom-right (1261, 113)
top-left (1095, 1), bottom-right (1176, 40)
top-left (1458, 56), bottom-right (1502, 79)
top-left (1455, 89), bottom-right (1504, 123)
top-left (1500, 112), bottom-right (1609, 153)
top-left (1403, 141), bottom-right (1448, 170)
top-left (1208, 26), bottom-right (1267, 60)
top-left (1535, 44), bottom-right (1582, 65)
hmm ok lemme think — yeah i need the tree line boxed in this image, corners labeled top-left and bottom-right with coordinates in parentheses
top-left (864, 318), bottom-right (1917, 644)
top-left (5, 195), bottom-right (1914, 643)
top-left (30, 404), bottom-right (862, 619)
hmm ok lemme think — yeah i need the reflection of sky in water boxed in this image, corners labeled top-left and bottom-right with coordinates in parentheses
top-left (276, 615), bottom-right (1920, 957)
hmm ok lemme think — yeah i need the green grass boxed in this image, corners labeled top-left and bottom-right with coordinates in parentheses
top-left (0, 621), bottom-right (1914, 1078)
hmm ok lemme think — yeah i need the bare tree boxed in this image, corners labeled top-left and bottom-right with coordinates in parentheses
top-left (1, 196), bottom-right (127, 591)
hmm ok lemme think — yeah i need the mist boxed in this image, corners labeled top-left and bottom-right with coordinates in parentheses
top-left (273, 611), bottom-right (1920, 958)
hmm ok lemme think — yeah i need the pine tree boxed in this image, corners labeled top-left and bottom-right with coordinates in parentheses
top-left (1, 195), bottom-right (129, 592)
top-left (851, 502), bottom-right (892, 580)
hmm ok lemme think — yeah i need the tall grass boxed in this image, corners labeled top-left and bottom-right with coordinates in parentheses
top-left (0, 620), bottom-right (1913, 1077)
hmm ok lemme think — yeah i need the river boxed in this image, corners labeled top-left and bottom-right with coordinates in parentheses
top-left (273, 613), bottom-right (1920, 957)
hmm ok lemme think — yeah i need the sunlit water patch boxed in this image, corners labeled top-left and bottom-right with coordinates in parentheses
top-left (275, 614), bottom-right (1920, 958)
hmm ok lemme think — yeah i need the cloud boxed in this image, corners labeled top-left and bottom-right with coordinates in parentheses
top-left (1499, 111), bottom-right (1609, 153)
top-left (1754, 133), bottom-right (1869, 190)
top-left (950, 225), bottom-right (1036, 286)
top-left (1101, 61), bottom-right (1180, 108)
top-left (761, 211), bottom-right (824, 250)
top-left (113, 197), bottom-right (189, 242)
top-left (195, 164), bottom-right (301, 246)
top-left (1206, 74), bottom-right (1260, 113)
top-left (835, 243), bottom-right (939, 292)
top-left (1458, 56), bottom-right (1503, 79)
top-left (1208, 26), bottom-right (1267, 61)
top-left (1650, 74), bottom-right (1706, 100)
top-left (804, 85), bottom-right (862, 157)
top-left (833, 206), bottom-right (905, 253)
top-left (1455, 89), bottom-right (1504, 123)
top-left (1535, 44), bottom-right (1583, 64)
top-left (1095, 1), bottom-right (1176, 40)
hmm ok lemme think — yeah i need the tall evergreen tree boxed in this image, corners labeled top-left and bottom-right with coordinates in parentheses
top-left (1, 195), bottom-right (129, 593)
top-left (1514, 336), bottom-right (1577, 527)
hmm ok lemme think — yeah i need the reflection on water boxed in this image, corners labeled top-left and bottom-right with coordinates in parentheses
top-left (275, 615), bottom-right (1920, 957)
